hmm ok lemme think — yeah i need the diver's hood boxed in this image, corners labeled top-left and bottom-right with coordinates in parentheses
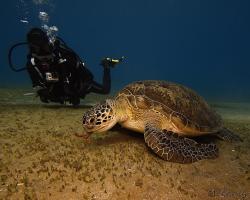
top-left (27, 28), bottom-right (49, 45)
top-left (27, 28), bottom-right (54, 55)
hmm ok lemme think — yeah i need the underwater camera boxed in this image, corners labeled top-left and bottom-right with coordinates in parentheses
top-left (45, 72), bottom-right (59, 82)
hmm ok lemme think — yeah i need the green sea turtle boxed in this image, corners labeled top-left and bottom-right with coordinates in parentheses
top-left (81, 80), bottom-right (241, 163)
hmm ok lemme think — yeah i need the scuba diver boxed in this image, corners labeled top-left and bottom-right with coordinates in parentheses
top-left (9, 28), bottom-right (124, 106)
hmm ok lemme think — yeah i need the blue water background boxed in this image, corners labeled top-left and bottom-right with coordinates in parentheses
top-left (0, 0), bottom-right (250, 102)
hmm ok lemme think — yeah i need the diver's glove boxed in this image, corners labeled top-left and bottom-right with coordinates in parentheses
top-left (100, 56), bottom-right (125, 68)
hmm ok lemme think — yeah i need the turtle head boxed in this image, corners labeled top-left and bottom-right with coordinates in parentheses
top-left (82, 99), bottom-right (118, 134)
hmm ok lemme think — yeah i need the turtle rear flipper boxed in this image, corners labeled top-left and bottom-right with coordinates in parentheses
top-left (215, 128), bottom-right (242, 142)
top-left (144, 123), bottom-right (219, 163)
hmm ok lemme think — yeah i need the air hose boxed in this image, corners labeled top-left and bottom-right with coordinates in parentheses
top-left (8, 42), bottom-right (28, 72)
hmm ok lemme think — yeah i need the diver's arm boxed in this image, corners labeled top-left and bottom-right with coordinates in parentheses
top-left (26, 58), bottom-right (45, 88)
top-left (87, 67), bottom-right (111, 94)
top-left (85, 57), bottom-right (123, 95)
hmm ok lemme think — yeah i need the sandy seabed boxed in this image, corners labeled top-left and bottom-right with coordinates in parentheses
top-left (0, 92), bottom-right (249, 200)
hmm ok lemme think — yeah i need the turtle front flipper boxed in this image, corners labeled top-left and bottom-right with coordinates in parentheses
top-left (215, 128), bottom-right (242, 142)
top-left (144, 123), bottom-right (219, 163)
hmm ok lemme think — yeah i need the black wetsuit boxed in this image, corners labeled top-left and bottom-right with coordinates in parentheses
top-left (27, 40), bottom-right (111, 103)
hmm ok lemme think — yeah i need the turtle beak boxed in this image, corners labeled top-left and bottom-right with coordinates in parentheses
top-left (82, 125), bottom-right (91, 133)
top-left (81, 127), bottom-right (93, 138)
